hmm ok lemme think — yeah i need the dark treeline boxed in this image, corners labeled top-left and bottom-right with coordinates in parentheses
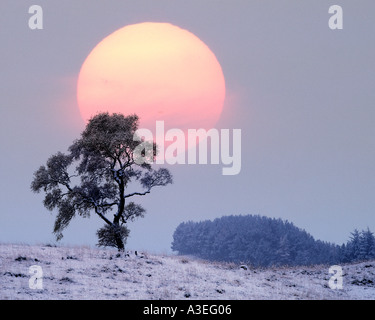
top-left (171, 215), bottom-right (375, 267)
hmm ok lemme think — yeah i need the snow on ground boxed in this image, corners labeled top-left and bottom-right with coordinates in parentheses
top-left (1, 243), bottom-right (374, 300)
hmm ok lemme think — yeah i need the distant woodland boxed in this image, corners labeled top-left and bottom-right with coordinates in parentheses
top-left (172, 215), bottom-right (375, 267)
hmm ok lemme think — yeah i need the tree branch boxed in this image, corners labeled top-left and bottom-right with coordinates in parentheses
top-left (124, 190), bottom-right (151, 198)
top-left (94, 206), bottom-right (112, 225)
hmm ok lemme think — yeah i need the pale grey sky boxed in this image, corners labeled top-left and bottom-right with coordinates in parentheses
top-left (1, 1), bottom-right (374, 253)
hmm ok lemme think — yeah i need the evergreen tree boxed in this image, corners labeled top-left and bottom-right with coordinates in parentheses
top-left (171, 214), bottom-right (341, 267)
top-left (346, 229), bottom-right (361, 262)
top-left (276, 235), bottom-right (291, 266)
top-left (359, 228), bottom-right (375, 261)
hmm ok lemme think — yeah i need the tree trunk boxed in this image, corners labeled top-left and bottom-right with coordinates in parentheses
top-left (113, 216), bottom-right (125, 252)
top-left (114, 228), bottom-right (125, 252)
top-left (113, 173), bottom-right (126, 252)
top-left (116, 239), bottom-right (125, 252)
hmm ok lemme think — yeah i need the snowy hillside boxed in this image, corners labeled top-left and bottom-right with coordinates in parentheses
top-left (1, 243), bottom-right (374, 300)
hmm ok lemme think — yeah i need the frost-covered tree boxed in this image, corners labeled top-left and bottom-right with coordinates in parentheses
top-left (276, 235), bottom-right (291, 266)
top-left (346, 229), bottom-right (361, 262)
top-left (31, 113), bottom-right (172, 251)
top-left (171, 215), bottom-right (341, 267)
top-left (359, 228), bottom-right (375, 261)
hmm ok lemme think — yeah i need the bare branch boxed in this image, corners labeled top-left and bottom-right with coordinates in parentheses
top-left (124, 190), bottom-right (151, 198)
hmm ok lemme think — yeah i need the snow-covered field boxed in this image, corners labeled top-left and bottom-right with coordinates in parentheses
top-left (1, 243), bottom-right (374, 300)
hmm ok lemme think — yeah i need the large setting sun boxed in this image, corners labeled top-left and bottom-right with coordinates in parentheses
top-left (77, 22), bottom-right (226, 135)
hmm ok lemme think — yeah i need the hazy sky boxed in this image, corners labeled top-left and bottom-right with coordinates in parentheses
top-left (1, 1), bottom-right (374, 253)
